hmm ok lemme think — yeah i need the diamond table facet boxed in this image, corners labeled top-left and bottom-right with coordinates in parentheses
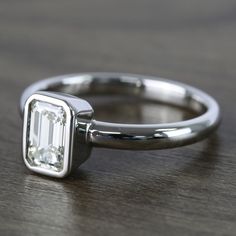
top-left (26, 100), bottom-right (66, 172)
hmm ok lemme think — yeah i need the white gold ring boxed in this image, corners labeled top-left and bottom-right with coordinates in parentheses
top-left (20, 73), bottom-right (221, 178)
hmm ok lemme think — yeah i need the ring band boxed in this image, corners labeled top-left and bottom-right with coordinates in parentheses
top-left (20, 73), bottom-right (221, 177)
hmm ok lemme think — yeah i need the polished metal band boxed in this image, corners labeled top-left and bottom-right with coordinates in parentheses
top-left (20, 73), bottom-right (220, 150)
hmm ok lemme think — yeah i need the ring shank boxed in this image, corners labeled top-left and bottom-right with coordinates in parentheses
top-left (20, 73), bottom-right (220, 150)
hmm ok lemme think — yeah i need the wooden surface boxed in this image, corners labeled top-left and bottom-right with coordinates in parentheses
top-left (0, 1), bottom-right (236, 235)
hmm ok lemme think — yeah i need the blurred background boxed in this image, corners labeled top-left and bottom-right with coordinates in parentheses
top-left (0, 1), bottom-right (236, 235)
top-left (1, 0), bottom-right (235, 84)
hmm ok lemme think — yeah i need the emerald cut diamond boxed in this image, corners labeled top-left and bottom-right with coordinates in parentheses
top-left (26, 100), bottom-right (66, 172)
top-left (23, 92), bottom-right (93, 178)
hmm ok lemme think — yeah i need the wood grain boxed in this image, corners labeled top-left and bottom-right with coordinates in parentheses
top-left (0, 0), bottom-right (235, 235)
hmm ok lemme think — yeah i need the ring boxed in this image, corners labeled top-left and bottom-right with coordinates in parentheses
top-left (20, 73), bottom-right (221, 178)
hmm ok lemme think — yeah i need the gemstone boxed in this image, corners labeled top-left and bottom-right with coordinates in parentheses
top-left (26, 100), bottom-right (66, 172)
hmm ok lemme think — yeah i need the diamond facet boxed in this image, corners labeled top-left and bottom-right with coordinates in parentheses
top-left (26, 100), bottom-right (66, 172)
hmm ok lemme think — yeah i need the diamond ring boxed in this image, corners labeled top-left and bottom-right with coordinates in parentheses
top-left (20, 73), bottom-right (221, 178)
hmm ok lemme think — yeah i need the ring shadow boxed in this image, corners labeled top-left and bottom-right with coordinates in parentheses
top-left (22, 99), bottom-right (221, 213)
top-left (21, 133), bottom-right (221, 225)
top-left (69, 133), bottom-right (220, 190)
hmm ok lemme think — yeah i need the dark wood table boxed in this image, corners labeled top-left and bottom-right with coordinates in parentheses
top-left (0, 1), bottom-right (235, 235)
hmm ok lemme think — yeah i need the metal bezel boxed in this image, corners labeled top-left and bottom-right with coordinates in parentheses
top-left (23, 93), bottom-right (74, 178)
top-left (23, 92), bottom-right (93, 178)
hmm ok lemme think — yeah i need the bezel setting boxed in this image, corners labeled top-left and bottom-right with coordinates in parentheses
top-left (23, 92), bottom-right (93, 178)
